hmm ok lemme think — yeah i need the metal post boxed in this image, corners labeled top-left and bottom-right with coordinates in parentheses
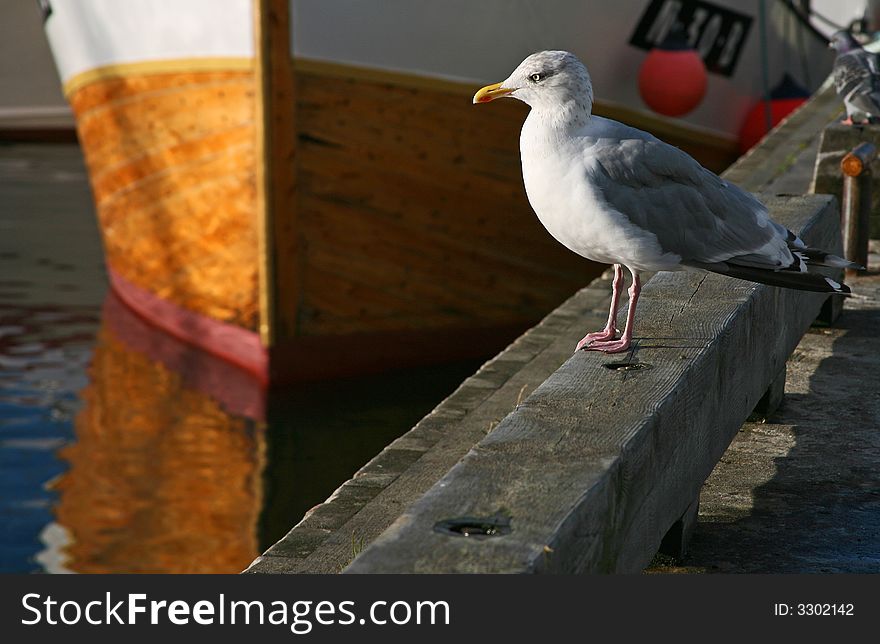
top-left (840, 142), bottom-right (876, 279)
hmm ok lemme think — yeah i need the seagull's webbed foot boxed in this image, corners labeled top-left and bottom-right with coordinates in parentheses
top-left (582, 337), bottom-right (631, 354)
top-left (575, 328), bottom-right (618, 351)
top-left (575, 264), bottom-right (625, 352)
top-left (580, 270), bottom-right (641, 356)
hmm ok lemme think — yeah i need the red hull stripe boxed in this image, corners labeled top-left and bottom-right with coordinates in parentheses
top-left (108, 269), bottom-right (269, 383)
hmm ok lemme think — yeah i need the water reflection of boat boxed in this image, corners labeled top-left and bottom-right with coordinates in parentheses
top-left (102, 290), bottom-right (266, 421)
top-left (53, 292), bottom-right (265, 573)
top-left (36, 0), bottom-right (835, 383)
top-left (46, 289), bottom-right (483, 573)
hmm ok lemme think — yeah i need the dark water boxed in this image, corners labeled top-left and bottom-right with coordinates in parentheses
top-left (0, 144), bottom-right (482, 573)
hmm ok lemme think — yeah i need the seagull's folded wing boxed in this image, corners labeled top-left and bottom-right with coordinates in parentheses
top-left (587, 137), bottom-right (792, 269)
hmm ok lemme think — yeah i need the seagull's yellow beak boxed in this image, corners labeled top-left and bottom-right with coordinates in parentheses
top-left (473, 82), bottom-right (515, 104)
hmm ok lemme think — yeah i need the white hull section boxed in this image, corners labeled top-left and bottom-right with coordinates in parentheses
top-left (34, 0), bottom-right (839, 140)
top-left (44, 0), bottom-right (252, 85)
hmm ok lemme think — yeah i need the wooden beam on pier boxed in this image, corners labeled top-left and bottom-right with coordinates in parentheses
top-left (344, 194), bottom-right (843, 573)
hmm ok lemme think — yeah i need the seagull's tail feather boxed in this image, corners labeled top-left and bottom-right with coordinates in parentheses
top-left (790, 246), bottom-right (862, 270)
top-left (686, 261), bottom-right (852, 295)
top-left (783, 229), bottom-right (863, 270)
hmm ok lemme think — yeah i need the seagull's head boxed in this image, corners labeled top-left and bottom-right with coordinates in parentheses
top-left (473, 50), bottom-right (593, 118)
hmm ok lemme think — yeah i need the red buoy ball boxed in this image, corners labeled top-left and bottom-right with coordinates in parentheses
top-left (638, 49), bottom-right (708, 117)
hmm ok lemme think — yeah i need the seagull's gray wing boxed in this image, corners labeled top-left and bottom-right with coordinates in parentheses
top-left (586, 137), bottom-right (792, 269)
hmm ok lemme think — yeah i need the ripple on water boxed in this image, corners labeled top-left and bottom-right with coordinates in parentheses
top-left (0, 305), bottom-right (99, 573)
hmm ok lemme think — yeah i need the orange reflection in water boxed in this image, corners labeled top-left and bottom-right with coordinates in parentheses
top-left (53, 295), bottom-right (265, 573)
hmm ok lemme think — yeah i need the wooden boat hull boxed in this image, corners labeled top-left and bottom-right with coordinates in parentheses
top-left (68, 67), bottom-right (260, 330)
top-left (40, 0), bottom-right (833, 381)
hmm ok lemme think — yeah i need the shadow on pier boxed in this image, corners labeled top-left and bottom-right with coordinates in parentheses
top-left (672, 298), bottom-right (880, 573)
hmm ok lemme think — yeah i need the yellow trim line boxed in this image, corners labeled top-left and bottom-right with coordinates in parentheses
top-left (61, 55), bottom-right (738, 156)
top-left (62, 57), bottom-right (254, 97)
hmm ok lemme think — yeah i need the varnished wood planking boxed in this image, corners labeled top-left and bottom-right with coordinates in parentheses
top-left (295, 164), bottom-right (584, 284)
top-left (296, 59), bottom-right (737, 173)
top-left (96, 153), bottom-right (258, 326)
top-left (293, 68), bottom-right (594, 337)
top-left (298, 199), bottom-right (588, 334)
top-left (296, 74), bottom-right (528, 157)
top-left (68, 69), bottom-right (260, 330)
top-left (295, 140), bottom-right (529, 228)
top-left (87, 126), bottom-right (253, 203)
top-left (296, 156), bottom-right (571, 270)
top-left (302, 199), bottom-right (580, 308)
top-left (75, 79), bottom-right (254, 175)
top-left (296, 157), bottom-right (577, 270)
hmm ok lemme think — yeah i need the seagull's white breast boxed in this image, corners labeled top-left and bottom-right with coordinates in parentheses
top-left (519, 117), bottom-right (679, 272)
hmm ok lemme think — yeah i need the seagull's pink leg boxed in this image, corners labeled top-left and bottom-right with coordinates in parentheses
top-left (575, 264), bottom-right (624, 351)
top-left (585, 271), bottom-right (641, 354)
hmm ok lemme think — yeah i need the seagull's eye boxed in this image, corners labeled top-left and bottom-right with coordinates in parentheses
top-left (530, 73), bottom-right (543, 83)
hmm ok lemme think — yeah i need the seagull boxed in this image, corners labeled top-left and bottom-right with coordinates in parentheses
top-left (829, 30), bottom-right (880, 124)
top-left (473, 51), bottom-right (856, 354)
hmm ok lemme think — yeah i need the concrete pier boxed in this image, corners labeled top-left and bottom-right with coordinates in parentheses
top-left (650, 265), bottom-right (880, 573)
